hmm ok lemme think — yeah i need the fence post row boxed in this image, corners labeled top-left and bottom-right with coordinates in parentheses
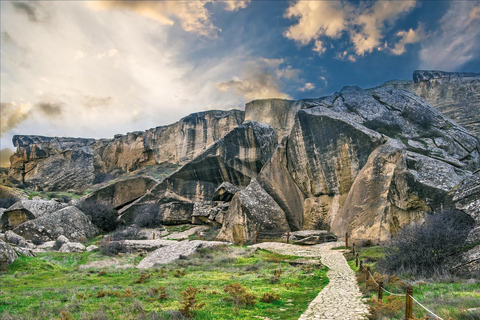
top-left (405, 285), bottom-right (413, 320)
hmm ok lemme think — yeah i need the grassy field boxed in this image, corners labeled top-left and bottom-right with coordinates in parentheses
top-left (346, 246), bottom-right (480, 320)
top-left (1, 246), bottom-right (328, 320)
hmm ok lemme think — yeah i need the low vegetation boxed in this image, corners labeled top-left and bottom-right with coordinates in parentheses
top-left (1, 246), bottom-right (328, 319)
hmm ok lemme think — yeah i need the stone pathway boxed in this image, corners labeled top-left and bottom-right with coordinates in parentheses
top-left (253, 242), bottom-right (369, 320)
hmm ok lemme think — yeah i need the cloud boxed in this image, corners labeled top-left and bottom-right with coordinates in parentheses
top-left (284, 0), bottom-right (417, 57)
top-left (223, 1), bottom-right (250, 12)
top-left (298, 83), bottom-right (315, 92)
top-left (468, 3), bottom-right (480, 24)
top-left (89, 1), bottom-right (221, 37)
top-left (36, 102), bottom-right (64, 118)
top-left (11, 2), bottom-right (38, 22)
top-left (0, 102), bottom-right (32, 137)
top-left (0, 148), bottom-right (14, 168)
top-left (391, 25), bottom-right (425, 55)
top-left (419, 1), bottom-right (480, 70)
top-left (216, 59), bottom-right (295, 101)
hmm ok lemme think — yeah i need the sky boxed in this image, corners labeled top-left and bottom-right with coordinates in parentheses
top-left (1, 0), bottom-right (480, 167)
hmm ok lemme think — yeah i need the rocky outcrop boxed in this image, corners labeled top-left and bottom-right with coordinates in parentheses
top-left (13, 206), bottom-right (99, 242)
top-left (212, 182), bottom-right (239, 202)
top-left (379, 70), bottom-right (480, 138)
top-left (0, 200), bottom-right (65, 231)
top-left (0, 185), bottom-right (28, 203)
top-left (0, 239), bottom-right (18, 268)
top-left (217, 179), bottom-right (290, 244)
top-left (7, 110), bottom-right (244, 191)
top-left (119, 122), bottom-right (278, 225)
top-left (83, 176), bottom-right (158, 210)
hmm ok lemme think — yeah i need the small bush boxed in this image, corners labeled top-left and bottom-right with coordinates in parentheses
top-left (173, 269), bottom-right (186, 278)
top-left (368, 296), bottom-right (403, 320)
top-left (135, 273), bottom-right (151, 284)
top-left (134, 204), bottom-right (159, 228)
top-left (260, 292), bottom-right (280, 303)
top-left (223, 283), bottom-right (257, 311)
top-left (76, 200), bottom-right (118, 232)
top-left (179, 286), bottom-right (205, 318)
top-left (52, 239), bottom-right (64, 251)
top-left (378, 209), bottom-right (475, 277)
top-left (100, 241), bottom-right (128, 256)
top-left (111, 225), bottom-right (143, 241)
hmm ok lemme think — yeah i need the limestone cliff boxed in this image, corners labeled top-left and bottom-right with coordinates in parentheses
top-left (7, 110), bottom-right (244, 191)
top-left (379, 70), bottom-right (480, 138)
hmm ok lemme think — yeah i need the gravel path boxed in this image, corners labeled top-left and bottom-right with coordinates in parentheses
top-left (253, 242), bottom-right (369, 320)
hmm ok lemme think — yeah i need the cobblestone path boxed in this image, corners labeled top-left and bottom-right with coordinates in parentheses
top-left (253, 242), bottom-right (369, 320)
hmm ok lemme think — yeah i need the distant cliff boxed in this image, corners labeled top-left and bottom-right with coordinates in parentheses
top-left (379, 70), bottom-right (480, 138)
top-left (8, 110), bottom-right (244, 191)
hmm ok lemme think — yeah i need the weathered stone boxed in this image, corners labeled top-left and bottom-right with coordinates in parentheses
top-left (137, 240), bottom-right (227, 268)
top-left (1, 199), bottom-right (65, 231)
top-left (0, 185), bottom-right (28, 204)
top-left (212, 182), bottom-right (239, 202)
top-left (59, 242), bottom-right (85, 253)
top-left (86, 245), bottom-right (98, 252)
top-left (0, 239), bottom-right (18, 268)
top-left (8, 110), bottom-right (244, 191)
top-left (217, 179), bottom-right (290, 244)
top-left (290, 230), bottom-right (337, 245)
top-left (4, 230), bottom-right (29, 247)
top-left (380, 70), bottom-right (480, 138)
top-left (13, 206), bottom-right (99, 242)
top-left (83, 176), bottom-right (158, 210)
top-left (257, 143), bottom-right (305, 231)
top-left (56, 235), bottom-right (70, 244)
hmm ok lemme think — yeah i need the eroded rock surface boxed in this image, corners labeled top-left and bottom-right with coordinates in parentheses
top-left (1, 200), bottom-right (65, 231)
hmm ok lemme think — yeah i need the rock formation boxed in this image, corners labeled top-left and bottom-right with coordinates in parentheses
top-left (1, 200), bottom-right (65, 231)
top-left (379, 70), bottom-right (480, 138)
top-left (7, 110), bottom-right (244, 191)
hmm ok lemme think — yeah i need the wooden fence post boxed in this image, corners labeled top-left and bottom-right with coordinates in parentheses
top-left (254, 231), bottom-right (258, 244)
top-left (352, 243), bottom-right (355, 255)
top-left (378, 281), bottom-right (383, 300)
top-left (355, 253), bottom-right (359, 268)
top-left (405, 285), bottom-right (413, 320)
top-left (153, 233), bottom-right (155, 240)
top-left (345, 232), bottom-right (348, 250)
top-left (286, 231), bottom-right (290, 244)
top-left (359, 260), bottom-right (364, 271)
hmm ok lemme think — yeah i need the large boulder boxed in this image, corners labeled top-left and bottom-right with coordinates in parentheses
top-left (13, 206), bottom-right (99, 242)
top-left (0, 239), bottom-right (18, 268)
top-left (217, 179), bottom-right (290, 244)
top-left (1, 200), bottom-right (65, 231)
top-left (212, 182), bottom-right (239, 202)
top-left (0, 185), bottom-right (28, 205)
top-left (83, 176), bottom-right (158, 210)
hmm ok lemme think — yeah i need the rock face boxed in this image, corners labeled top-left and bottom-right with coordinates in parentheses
top-left (0, 239), bottom-right (18, 268)
top-left (119, 122), bottom-right (278, 225)
top-left (7, 110), bottom-right (244, 191)
top-left (1, 200), bottom-right (65, 231)
top-left (13, 206), bottom-right (99, 242)
top-left (84, 176), bottom-right (158, 210)
top-left (217, 179), bottom-right (290, 244)
top-left (380, 70), bottom-right (480, 138)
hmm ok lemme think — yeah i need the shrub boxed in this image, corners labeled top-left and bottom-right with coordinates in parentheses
top-left (368, 296), bottom-right (403, 320)
top-left (173, 269), bottom-right (186, 278)
top-left (179, 286), bottom-right (205, 318)
top-left (100, 240), bottom-right (128, 256)
top-left (134, 204), bottom-right (159, 228)
top-left (76, 200), bottom-right (118, 232)
top-left (111, 225), bottom-right (143, 241)
top-left (52, 239), bottom-right (64, 251)
top-left (378, 209), bottom-right (475, 277)
top-left (135, 273), bottom-right (151, 284)
top-left (260, 292), bottom-right (280, 303)
top-left (223, 283), bottom-right (257, 311)
top-left (0, 197), bottom-right (18, 209)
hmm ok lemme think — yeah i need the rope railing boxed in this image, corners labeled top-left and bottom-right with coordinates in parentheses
top-left (360, 258), bottom-right (444, 320)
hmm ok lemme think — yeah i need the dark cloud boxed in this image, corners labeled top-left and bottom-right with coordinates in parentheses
top-left (0, 148), bottom-right (14, 168)
top-left (0, 102), bottom-right (32, 136)
top-left (36, 102), bottom-right (64, 117)
top-left (83, 96), bottom-right (113, 109)
top-left (11, 2), bottom-right (38, 22)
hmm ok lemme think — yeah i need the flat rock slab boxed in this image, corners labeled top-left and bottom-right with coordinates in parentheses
top-left (163, 226), bottom-right (208, 240)
top-left (137, 240), bottom-right (228, 269)
top-left (253, 242), bottom-right (369, 320)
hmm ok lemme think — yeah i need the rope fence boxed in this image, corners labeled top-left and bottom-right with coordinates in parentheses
top-left (358, 247), bottom-right (444, 320)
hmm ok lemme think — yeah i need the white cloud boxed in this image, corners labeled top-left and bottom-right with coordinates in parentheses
top-left (419, 1), bottom-right (480, 70)
top-left (223, 0), bottom-right (250, 12)
top-left (391, 25), bottom-right (425, 55)
top-left (216, 58), bottom-right (296, 101)
top-left (284, 0), bottom-right (417, 57)
top-left (468, 3), bottom-right (480, 24)
top-left (73, 50), bottom-right (85, 61)
top-left (298, 82), bottom-right (315, 92)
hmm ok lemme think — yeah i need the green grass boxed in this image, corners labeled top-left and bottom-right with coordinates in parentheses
top-left (345, 246), bottom-right (480, 320)
top-left (1, 246), bottom-right (328, 319)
